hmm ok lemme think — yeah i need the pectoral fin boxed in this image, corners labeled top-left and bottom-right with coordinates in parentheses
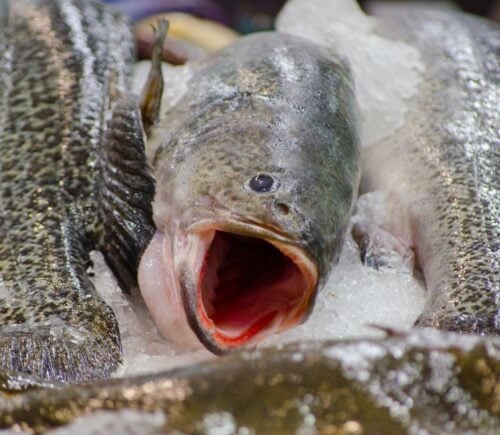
top-left (352, 192), bottom-right (416, 272)
top-left (97, 94), bottom-right (155, 292)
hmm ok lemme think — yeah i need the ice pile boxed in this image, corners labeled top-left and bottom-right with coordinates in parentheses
top-left (262, 215), bottom-right (425, 347)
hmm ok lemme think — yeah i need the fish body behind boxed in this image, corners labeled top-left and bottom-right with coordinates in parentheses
top-left (138, 32), bottom-right (361, 353)
top-left (358, 6), bottom-right (499, 334)
top-left (0, 0), bottom-right (153, 382)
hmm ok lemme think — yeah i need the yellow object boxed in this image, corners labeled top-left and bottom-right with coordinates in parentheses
top-left (137, 12), bottom-right (240, 52)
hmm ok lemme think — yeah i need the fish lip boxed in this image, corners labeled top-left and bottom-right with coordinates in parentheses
top-left (185, 217), bottom-right (297, 245)
top-left (179, 218), bottom-right (319, 355)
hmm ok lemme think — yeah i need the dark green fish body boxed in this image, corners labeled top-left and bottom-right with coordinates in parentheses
top-left (0, 330), bottom-right (497, 434)
top-left (139, 32), bottom-right (361, 353)
top-left (0, 0), bottom-right (153, 382)
top-left (358, 7), bottom-right (499, 334)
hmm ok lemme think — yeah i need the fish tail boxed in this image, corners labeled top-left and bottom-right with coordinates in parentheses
top-left (0, 306), bottom-right (122, 383)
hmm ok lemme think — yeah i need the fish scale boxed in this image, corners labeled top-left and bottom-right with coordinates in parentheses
top-left (0, 0), bottom-right (149, 382)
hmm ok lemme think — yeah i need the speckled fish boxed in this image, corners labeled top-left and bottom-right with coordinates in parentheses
top-left (137, 32), bottom-right (360, 353)
top-left (0, 330), bottom-right (497, 434)
top-left (0, 0), bottom-right (154, 382)
top-left (353, 6), bottom-right (499, 334)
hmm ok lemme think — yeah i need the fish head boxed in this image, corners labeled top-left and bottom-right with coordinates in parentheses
top-left (141, 130), bottom-right (334, 353)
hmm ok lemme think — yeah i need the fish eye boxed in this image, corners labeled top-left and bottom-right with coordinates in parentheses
top-left (248, 174), bottom-right (275, 193)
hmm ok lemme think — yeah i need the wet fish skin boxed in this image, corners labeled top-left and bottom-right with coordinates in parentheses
top-left (359, 7), bottom-right (499, 334)
top-left (140, 32), bottom-right (361, 352)
top-left (0, 330), bottom-right (497, 434)
top-left (0, 0), bottom-right (153, 382)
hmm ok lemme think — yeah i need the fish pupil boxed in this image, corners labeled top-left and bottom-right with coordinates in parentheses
top-left (249, 174), bottom-right (274, 192)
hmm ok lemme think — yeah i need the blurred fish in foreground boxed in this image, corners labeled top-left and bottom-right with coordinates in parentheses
top-left (0, 330), bottom-right (498, 434)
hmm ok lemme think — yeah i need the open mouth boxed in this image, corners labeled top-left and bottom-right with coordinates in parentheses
top-left (195, 230), bottom-right (317, 349)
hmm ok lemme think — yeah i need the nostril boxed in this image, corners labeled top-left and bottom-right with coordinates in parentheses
top-left (274, 202), bottom-right (290, 216)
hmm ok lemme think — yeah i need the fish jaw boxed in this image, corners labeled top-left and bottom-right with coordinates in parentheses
top-left (138, 231), bottom-right (202, 348)
top-left (138, 222), bottom-right (318, 353)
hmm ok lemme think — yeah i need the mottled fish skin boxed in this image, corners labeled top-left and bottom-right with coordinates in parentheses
top-left (361, 8), bottom-right (499, 334)
top-left (0, 330), bottom-right (497, 434)
top-left (0, 0), bottom-right (149, 382)
top-left (141, 32), bottom-right (360, 352)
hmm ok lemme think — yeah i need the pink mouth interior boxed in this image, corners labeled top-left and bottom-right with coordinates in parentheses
top-left (198, 231), bottom-right (311, 346)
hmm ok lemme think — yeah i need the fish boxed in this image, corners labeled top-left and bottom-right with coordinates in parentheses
top-left (137, 31), bottom-right (361, 354)
top-left (0, 0), bottom-right (155, 382)
top-left (352, 5), bottom-right (500, 335)
top-left (0, 329), bottom-right (497, 434)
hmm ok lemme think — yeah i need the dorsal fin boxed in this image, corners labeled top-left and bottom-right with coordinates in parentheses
top-left (140, 20), bottom-right (169, 136)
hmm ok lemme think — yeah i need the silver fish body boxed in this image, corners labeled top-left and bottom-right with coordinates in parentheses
top-left (0, 0), bottom-right (153, 382)
top-left (359, 6), bottom-right (500, 334)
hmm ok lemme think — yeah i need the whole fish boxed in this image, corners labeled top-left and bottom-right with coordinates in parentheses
top-left (354, 5), bottom-right (499, 334)
top-left (0, 0), bottom-right (154, 382)
top-left (0, 330), bottom-right (497, 434)
top-left (137, 31), bottom-right (361, 353)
